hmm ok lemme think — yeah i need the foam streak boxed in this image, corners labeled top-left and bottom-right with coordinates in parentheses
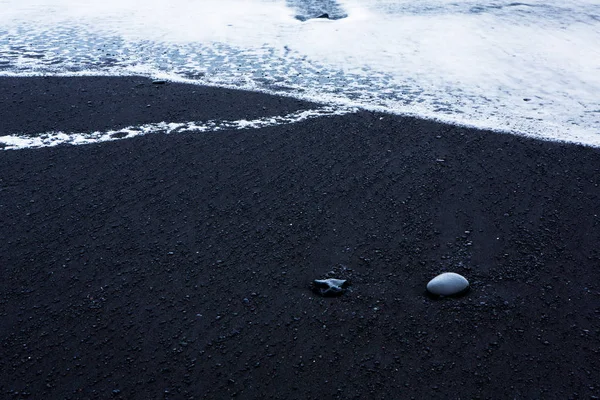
top-left (0, 106), bottom-right (357, 150)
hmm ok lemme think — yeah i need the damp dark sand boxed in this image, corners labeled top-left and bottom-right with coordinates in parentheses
top-left (1, 76), bottom-right (599, 399)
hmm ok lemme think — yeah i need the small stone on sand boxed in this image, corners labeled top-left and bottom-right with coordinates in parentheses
top-left (427, 272), bottom-right (469, 296)
top-left (312, 278), bottom-right (349, 297)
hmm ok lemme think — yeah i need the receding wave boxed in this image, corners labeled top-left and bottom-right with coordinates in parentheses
top-left (0, 0), bottom-right (598, 146)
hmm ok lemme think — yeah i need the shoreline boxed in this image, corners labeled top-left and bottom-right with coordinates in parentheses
top-left (1, 76), bottom-right (600, 399)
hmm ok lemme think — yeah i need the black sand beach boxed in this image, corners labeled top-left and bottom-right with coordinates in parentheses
top-left (1, 76), bottom-right (600, 399)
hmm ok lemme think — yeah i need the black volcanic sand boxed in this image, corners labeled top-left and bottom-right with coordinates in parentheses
top-left (0, 76), bottom-right (316, 137)
top-left (1, 76), bottom-right (600, 399)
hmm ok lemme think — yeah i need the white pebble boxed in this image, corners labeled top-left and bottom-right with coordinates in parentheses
top-left (427, 272), bottom-right (469, 296)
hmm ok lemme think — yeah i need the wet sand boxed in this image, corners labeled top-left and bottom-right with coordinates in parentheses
top-left (1, 76), bottom-right (599, 399)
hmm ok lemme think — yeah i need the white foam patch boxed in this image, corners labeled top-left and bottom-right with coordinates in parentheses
top-left (0, 0), bottom-right (599, 146)
top-left (0, 106), bottom-right (357, 150)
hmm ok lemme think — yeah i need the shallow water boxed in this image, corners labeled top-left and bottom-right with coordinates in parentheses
top-left (0, 0), bottom-right (599, 146)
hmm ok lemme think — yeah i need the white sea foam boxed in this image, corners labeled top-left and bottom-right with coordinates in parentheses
top-left (0, 106), bottom-right (357, 150)
top-left (0, 0), bottom-right (599, 147)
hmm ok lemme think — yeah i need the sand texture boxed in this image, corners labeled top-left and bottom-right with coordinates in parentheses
top-left (1, 77), bottom-right (600, 399)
